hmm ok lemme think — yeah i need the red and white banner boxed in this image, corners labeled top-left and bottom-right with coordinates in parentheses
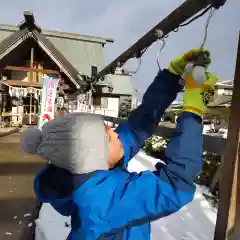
top-left (39, 76), bottom-right (59, 127)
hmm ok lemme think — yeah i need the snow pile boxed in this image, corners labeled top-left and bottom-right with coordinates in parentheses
top-left (35, 151), bottom-right (217, 240)
top-left (35, 205), bottom-right (71, 240)
top-left (150, 186), bottom-right (217, 240)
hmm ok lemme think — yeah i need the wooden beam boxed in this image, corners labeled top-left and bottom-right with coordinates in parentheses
top-left (96, 0), bottom-right (220, 80)
top-left (4, 66), bottom-right (60, 75)
top-left (30, 47), bottom-right (34, 83)
top-left (214, 32), bottom-right (240, 240)
top-left (4, 80), bottom-right (41, 88)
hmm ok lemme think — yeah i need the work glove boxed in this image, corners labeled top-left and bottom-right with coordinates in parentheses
top-left (183, 71), bottom-right (218, 117)
top-left (169, 48), bottom-right (211, 76)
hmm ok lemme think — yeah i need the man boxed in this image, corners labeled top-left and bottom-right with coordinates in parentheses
top-left (20, 49), bottom-right (218, 240)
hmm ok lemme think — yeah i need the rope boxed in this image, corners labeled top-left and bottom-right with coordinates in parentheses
top-left (156, 37), bottom-right (166, 71)
top-left (178, 6), bottom-right (212, 28)
top-left (135, 58), bottom-right (142, 74)
top-left (200, 8), bottom-right (216, 48)
top-left (0, 80), bottom-right (42, 91)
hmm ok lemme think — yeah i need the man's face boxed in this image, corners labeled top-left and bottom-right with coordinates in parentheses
top-left (105, 125), bottom-right (124, 169)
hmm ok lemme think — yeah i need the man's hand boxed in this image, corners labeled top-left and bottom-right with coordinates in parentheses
top-left (169, 48), bottom-right (211, 76)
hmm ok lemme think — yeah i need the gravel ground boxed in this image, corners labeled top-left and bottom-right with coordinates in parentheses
top-left (0, 132), bottom-right (44, 240)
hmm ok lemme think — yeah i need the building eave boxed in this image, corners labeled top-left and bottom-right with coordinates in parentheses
top-left (0, 12), bottom-right (89, 89)
top-left (0, 24), bottom-right (114, 44)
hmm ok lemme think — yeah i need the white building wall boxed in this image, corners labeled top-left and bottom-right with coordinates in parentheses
top-left (92, 96), bottom-right (119, 118)
top-left (216, 88), bottom-right (232, 96)
top-left (105, 97), bottom-right (119, 117)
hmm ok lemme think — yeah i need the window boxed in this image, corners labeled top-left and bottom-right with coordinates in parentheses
top-left (93, 96), bottom-right (108, 108)
top-left (101, 98), bottom-right (108, 108)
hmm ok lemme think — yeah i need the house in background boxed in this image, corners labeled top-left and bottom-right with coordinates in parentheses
top-left (209, 80), bottom-right (233, 107)
top-left (207, 80), bottom-right (233, 131)
top-left (92, 73), bottom-right (133, 117)
top-left (0, 11), bottom-right (133, 125)
top-left (169, 80), bottom-right (233, 109)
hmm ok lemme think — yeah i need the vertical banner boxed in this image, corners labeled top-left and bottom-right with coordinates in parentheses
top-left (38, 76), bottom-right (59, 127)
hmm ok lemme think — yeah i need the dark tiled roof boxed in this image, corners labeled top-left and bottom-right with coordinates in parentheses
top-left (0, 28), bottom-right (28, 55)
top-left (33, 30), bottom-right (85, 87)
top-left (0, 27), bottom-right (85, 88)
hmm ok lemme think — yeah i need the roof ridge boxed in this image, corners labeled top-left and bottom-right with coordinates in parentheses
top-left (0, 23), bottom-right (114, 43)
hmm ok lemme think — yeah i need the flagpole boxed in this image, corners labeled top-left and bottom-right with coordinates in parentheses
top-left (37, 89), bottom-right (42, 127)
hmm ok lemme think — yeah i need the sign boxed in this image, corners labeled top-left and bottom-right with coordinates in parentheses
top-left (38, 76), bottom-right (59, 127)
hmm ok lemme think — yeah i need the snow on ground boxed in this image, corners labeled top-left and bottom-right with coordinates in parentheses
top-left (35, 151), bottom-right (217, 240)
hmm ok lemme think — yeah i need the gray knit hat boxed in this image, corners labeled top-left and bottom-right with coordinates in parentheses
top-left (20, 113), bottom-right (109, 174)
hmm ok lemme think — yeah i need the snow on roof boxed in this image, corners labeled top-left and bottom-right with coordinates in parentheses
top-left (216, 80), bottom-right (233, 89)
top-left (217, 80), bottom-right (233, 86)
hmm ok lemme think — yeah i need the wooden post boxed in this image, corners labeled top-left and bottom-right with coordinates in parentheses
top-left (29, 48), bottom-right (34, 124)
top-left (214, 32), bottom-right (240, 240)
top-left (209, 157), bottom-right (224, 194)
top-left (0, 74), bottom-right (2, 124)
top-left (0, 91), bottom-right (2, 125)
top-left (30, 47), bottom-right (34, 81)
top-left (228, 157), bottom-right (240, 239)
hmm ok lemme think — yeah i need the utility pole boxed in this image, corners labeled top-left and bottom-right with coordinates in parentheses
top-left (214, 32), bottom-right (240, 240)
top-left (95, 0), bottom-right (227, 81)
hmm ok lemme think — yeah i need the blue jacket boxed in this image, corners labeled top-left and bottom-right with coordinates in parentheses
top-left (34, 69), bottom-right (203, 239)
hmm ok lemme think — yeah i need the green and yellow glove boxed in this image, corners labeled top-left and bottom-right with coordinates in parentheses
top-left (183, 72), bottom-right (218, 117)
top-left (169, 48), bottom-right (218, 117)
top-left (168, 48), bottom-right (211, 76)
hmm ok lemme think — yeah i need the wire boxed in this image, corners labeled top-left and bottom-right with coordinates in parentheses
top-left (138, 5), bottom-right (212, 72)
top-left (135, 31), bottom-right (167, 73)
top-left (200, 7), bottom-right (216, 48)
top-left (172, 5), bottom-right (212, 34)
top-left (135, 58), bottom-right (142, 74)
top-left (156, 37), bottom-right (166, 71)
top-left (90, 4), bottom-right (214, 88)
top-left (178, 6), bottom-right (212, 28)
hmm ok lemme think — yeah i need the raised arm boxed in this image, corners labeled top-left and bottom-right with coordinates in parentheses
top-left (115, 48), bottom-right (213, 167)
top-left (74, 111), bottom-right (204, 239)
top-left (115, 69), bottom-right (183, 167)
top-left (107, 112), bottom-right (203, 232)
top-left (98, 54), bottom-right (217, 235)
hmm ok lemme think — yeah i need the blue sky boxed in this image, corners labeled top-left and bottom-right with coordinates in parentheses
top-left (0, 0), bottom-right (239, 95)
